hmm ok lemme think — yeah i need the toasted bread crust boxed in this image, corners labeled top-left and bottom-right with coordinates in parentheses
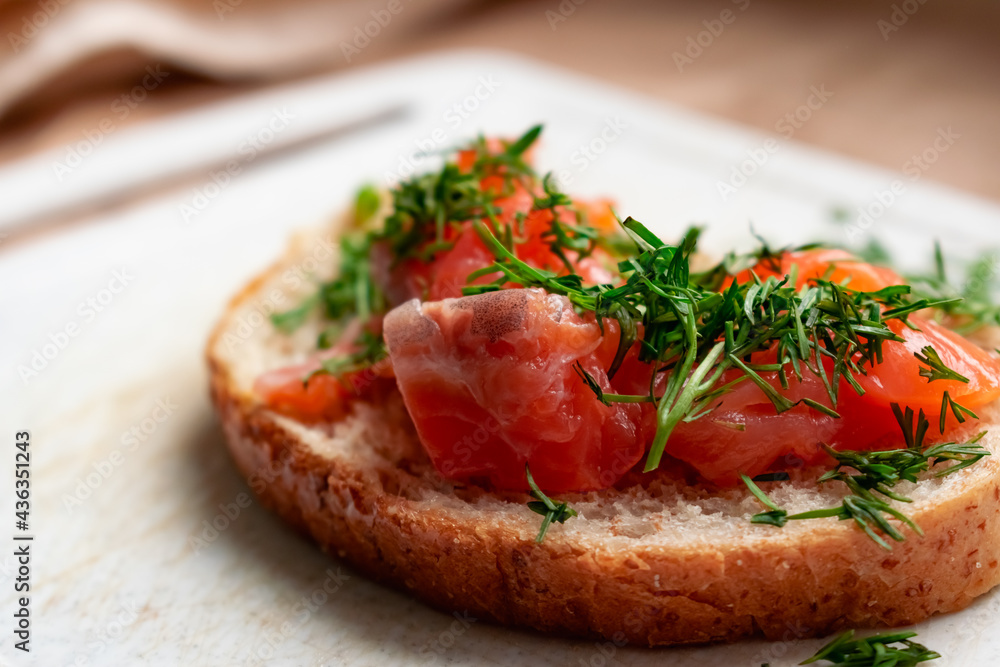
top-left (207, 244), bottom-right (1000, 647)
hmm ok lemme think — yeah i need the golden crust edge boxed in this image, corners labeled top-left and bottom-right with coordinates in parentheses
top-left (204, 237), bottom-right (1000, 647)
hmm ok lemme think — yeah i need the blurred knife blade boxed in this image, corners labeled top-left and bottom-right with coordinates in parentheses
top-left (0, 88), bottom-right (411, 236)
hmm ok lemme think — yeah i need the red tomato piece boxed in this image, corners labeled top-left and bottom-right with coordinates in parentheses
top-left (254, 363), bottom-right (353, 424)
top-left (856, 316), bottom-right (1000, 411)
top-left (372, 182), bottom-right (616, 306)
top-left (254, 357), bottom-right (395, 425)
top-left (665, 358), bottom-right (896, 485)
top-left (254, 321), bottom-right (394, 424)
top-left (664, 250), bottom-right (1000, 485)
top-left (729, 248), bottom-right (905, 293)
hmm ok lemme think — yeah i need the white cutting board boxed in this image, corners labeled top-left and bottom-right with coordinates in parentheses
top-left (2, 50), bottom-right (1000, 667)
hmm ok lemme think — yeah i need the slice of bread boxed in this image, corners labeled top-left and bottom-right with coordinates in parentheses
top-left (207, 216), bottom-right (1000, 646)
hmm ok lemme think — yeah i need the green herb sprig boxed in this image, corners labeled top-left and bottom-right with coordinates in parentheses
top-left (907, 241), bottom-right (1000, 335)
top-left (915, 345), bottom-right (970, 383)
top-left (801, 629), bottom-right (939, 666)
top-left (469, 217), bottom-right (964, 474)
top-left (525, 464), bottom-right (578, 543)
top-left (742, 473), bottom-right (920, 549)
top-left (269, 125), bottom-right (564, 374)
top-left (307, 330), bottom-right (388, 382)
top-left (743, 404), bottom-right (989, 550)
top-left (940, 390), bottom-right (978, 432)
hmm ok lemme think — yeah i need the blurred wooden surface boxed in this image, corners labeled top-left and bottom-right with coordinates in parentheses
top-left (1, 0), bottom-right (998, 201)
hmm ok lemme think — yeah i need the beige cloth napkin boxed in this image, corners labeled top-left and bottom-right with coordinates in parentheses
top-left (0, 0), bottom-right (465, 119)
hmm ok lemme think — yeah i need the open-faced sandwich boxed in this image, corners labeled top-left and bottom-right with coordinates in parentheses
top-left (207, 126), bottom-right (1000, 650)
